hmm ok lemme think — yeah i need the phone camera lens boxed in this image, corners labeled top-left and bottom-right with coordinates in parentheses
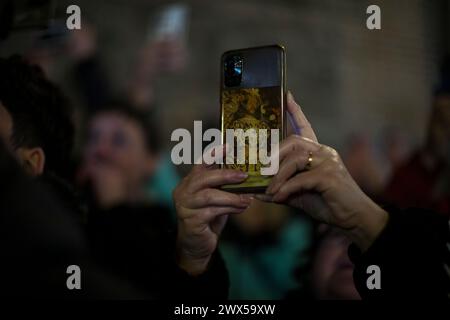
top-left (224, 55), bottom-right (243, 87)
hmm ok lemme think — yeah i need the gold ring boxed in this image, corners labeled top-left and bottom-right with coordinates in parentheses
top-left (305, 151), bottom-right (313, 170)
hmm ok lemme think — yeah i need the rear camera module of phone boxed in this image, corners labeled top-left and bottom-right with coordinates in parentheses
top-left (225, 55), bottom-right (243, 87)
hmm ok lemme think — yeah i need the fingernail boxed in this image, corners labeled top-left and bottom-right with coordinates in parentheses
top-left (237, 171), bottom-right (248, 179)
top-left (287, 91), bottom-right (294, 103)
top-left (272, 194), bottom-right (279, 203)
top-left (266, 183), bottom-right (278, 195)
top-left (272, 184), bottom-right (280, 194)
top-left (255, 194), bottom-right (273, 202)
top-left (240, 194), bottom-right (252, 205)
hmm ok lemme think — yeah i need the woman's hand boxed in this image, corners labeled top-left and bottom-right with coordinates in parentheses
top-left (258, 93), bottom-right (388, 251)
top-left (173, 146), bottom-right (252, 275)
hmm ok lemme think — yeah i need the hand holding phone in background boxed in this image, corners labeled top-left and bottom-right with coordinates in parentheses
top-left (143, 3), bottom-right (189, 75)
top-left (130, 3), bottom-right (190, 109)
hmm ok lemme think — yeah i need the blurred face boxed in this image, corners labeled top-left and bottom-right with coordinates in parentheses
top-left (429, 95), bottom-right (450, 162)
top-left (84, 111), bottom-right (156, 192)
top-left (311, 227), bottom-right (360, 300)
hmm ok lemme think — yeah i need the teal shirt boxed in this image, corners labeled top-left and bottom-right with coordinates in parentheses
top-left (220, 218), bottom-right (312, 300)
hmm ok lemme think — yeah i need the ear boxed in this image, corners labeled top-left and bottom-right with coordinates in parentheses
top-left (16, 147), bottom-right (46, 176)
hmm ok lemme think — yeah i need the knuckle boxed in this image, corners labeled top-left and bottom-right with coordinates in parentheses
top-left (182, 174), bottom-right (191, 183)
top-left (322, 163), bottom-right (333, 175)
top-left (223, 170), bottom-right (235, 180)
top-left (203, 190), bottom-right (213, 206)
top-left (328, 177), bottom-right (338, 189)
top-left (328, 147), bottom-right (340, 159)
top-left (287, 135), bottom-right (300, 146)
top-left (195, 210), bottom-right (209, 224)
top-left (337, 162), bottom-right (346, 174)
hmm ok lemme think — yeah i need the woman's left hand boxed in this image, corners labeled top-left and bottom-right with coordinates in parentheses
top-left (257, 93), bottom-right (388, 251)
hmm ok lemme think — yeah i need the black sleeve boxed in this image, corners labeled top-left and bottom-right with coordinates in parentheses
top-left (0, 143), bottom-right (148, 298)
top-left (2, 140), bottom-right (229, 299)
top-left (88, 205), bottom-right (230, 300)
top-left (0, 143), bottom-right (87, 297)
top-left (349, 207), bottom-right (450, 299)
top-left (169, 250), bottom-right (230, 301)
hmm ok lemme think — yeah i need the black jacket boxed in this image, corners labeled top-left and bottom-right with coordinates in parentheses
top-left (87, 203), bottom-right (228, 299)
top-left (350, 207), bottom-right (450, 299)
top-left (0, 142), bottom-right (228, 299)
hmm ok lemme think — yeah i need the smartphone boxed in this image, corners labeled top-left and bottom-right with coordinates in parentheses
top-left (220, 45), bottom-right (286, 193)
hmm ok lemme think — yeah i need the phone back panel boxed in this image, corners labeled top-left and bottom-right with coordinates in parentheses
top-left (220, 45), bottom-right (286, 192)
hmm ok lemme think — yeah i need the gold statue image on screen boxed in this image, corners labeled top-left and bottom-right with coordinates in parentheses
top-left (221, 86), bottom-right (282, 191)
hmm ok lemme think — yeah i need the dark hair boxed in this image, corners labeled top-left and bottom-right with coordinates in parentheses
top-left (91, 99), bottom-right (161, 153)
top-left (0, 55), bottom-right (74, 177)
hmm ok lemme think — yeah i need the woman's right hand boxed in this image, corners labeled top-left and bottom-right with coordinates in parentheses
top-left (173, 146), bottom-right (252, 275)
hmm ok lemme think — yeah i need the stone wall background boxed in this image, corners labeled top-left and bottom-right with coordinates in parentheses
top-left (2, 0), bottom-right (448, 153)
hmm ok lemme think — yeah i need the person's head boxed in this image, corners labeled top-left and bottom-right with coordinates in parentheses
top-left (0, 55), bottom-right (74, 177)
top-left (310, 225), bottom-right (360, 300)
top-left (82, 101), bottom-right (159, 195)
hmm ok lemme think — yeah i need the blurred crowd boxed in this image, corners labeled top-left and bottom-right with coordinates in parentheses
top-left (0, 1), bottom-right (449, 300)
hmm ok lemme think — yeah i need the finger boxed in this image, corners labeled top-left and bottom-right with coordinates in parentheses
top-left (267, 151), bottom-right (309, 195)
top-left (268, 143), bottom-right (330, 195)
top-left (276, 135), bottom-right (321, 165)
top-left (210, 214), bottom-right (229, 235)
top-left (202, 206), bottom-right (246, 236)
top-left (287, 91), bottom-right (318, 142)
top-left (189, 169), bottom-right (248, 192)
top-left (192, 143), bottom-right (228, 173)
top-left (185, 188), bottom-right (252, 209)
top-left (254, 194), bottom-right (274, 202)
top-left (272, 169), bottom-right (325, 203)
top-left (205, 206), bottom-right (247, 219)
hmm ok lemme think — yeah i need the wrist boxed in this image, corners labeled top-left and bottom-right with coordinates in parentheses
top-left (346, 198), bottom-right (389, 252)
top-left (176, 249), bottom-right (212, 276)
